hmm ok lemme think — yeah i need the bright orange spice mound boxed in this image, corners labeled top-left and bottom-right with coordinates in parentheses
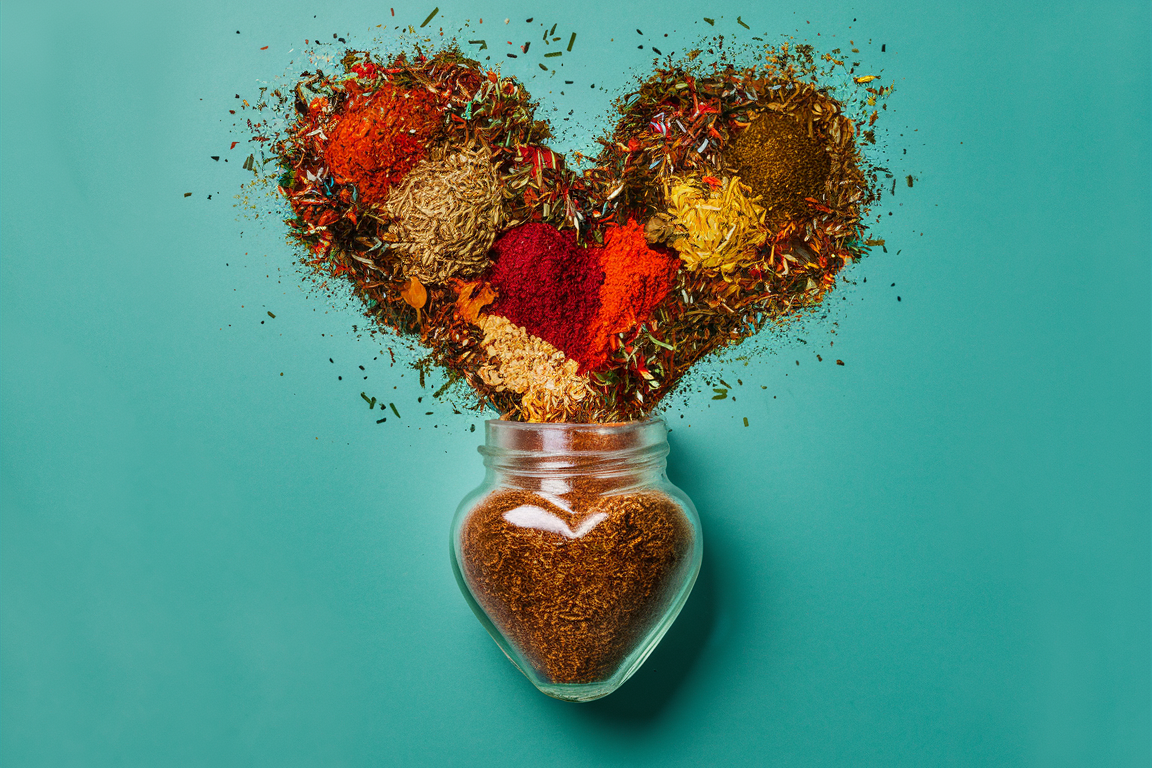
top-left (323, 83), bottom-right (443, 206)
top-left (585, 219), bottom-right (680, 370)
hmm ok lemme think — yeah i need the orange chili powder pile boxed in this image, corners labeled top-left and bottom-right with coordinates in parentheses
top-left (323, 83), bottom-right (443, 205)
top-left (583, 220), bottom-right (680, 369)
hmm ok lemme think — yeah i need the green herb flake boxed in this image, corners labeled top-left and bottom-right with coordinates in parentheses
top-left (389, 403), bottom-right (401, 418)
top-left (567, 32), bottom-right (576, 51)
top-left (420, 7), bottom-right (439, 27)
top-left (544, 51), bottom-right (561, 58)
top-left (703, 17), bottom-right (715, 25)
top-left (737, 16), bottom-right (750, 29)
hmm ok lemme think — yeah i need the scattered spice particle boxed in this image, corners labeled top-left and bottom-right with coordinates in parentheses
top-left (184, 192), bottom-right (192, 197)
top-left (420, 7), bottom-right (439, 27)
top-left (703, 17), bottom-right (715, 25)
top-left (743, 417), bottom-right (749, 426)
top-left (737, 16), bottom-right (750, 29)
top-left (567, 33), bottom-right (576, 51)
top-left (836, 360), bottom-right (844, 365)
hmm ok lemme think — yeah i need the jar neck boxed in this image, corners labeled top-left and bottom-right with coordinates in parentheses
top-left (479, 419), bottom-right (669, 491)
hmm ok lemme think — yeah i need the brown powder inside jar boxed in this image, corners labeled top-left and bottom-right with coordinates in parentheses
top-left (459, 488), bottom-right (692, 685)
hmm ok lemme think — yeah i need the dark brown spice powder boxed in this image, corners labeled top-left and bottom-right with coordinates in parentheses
top-left (725, 111), bottom-right (832, 225)
top-left (459, 488), bottom-right (692, 684)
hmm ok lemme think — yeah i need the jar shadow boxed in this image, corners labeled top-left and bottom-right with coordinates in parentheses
top-left (573, 549), bottom-right (718, 723)
top-left (571, 432), bottom-right (721, 723)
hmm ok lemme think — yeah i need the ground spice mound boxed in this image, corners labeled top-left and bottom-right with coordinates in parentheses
top-left (584, 219), bottom-right (680, 368)
top-left (487, 224), bottom-right (603, 370)
top-left (724, 112), bottom-right (832, 225)
top-left (475, 315), bottom-right (592, 422)
top-left (385, 145), bottom-right (503, 283)
top-left (324, 83), bottom-right (443, 206)
top-left (459, 489), bottom-right (692, 685)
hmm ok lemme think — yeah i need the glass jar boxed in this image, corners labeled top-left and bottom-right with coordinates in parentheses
top-left (450, 418), bottom-right (703, 702)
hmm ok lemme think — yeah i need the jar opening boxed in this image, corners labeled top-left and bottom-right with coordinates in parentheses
top-left (478, 419), bottom-right (669, 475)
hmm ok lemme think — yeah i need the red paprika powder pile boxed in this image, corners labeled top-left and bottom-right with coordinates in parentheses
top-left (487, 224), bottom-right (603, 369)
top-left (486, 221), bottom-right (679, 373)
top-left (323, 83), bottom-right (443, 205)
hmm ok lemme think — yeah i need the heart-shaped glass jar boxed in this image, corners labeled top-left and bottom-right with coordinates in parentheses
top-left (451, 419), bottom-right (702, 701)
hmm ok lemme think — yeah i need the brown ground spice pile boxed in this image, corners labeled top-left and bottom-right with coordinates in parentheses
top-left (459, 489), bottom-right (692, 684)
top-left (725, 112), bottom-right (832, 225)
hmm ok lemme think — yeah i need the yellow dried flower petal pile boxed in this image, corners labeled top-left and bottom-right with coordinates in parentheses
top-left (664, 175), bottom-right (768, 275)
top-left (476, 315), bottom-right (592, 422)
top-left (384, 145), bottom-right (504, 284)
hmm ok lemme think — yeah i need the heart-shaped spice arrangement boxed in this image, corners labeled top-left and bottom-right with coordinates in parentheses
top-left (252, 42), bottom-right (888, 422)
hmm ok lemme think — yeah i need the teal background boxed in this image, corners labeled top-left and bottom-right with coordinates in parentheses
top-left (2, 0), bottom-right (1149, 765)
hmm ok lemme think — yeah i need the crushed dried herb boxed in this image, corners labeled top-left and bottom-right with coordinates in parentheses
top-left (459, 488), bottom-right (692, 684)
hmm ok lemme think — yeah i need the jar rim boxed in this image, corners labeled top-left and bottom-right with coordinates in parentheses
top-left (479, 417), bottom-right (669, 465)
top-left (485, 417), bottom-right (665, 430)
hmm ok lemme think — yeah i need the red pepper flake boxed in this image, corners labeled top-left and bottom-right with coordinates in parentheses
top-left (260, 45), bottom-right (268, 50)
top-left (323, 83), bottom-right (441, 205)
top-left (230, 141), bottom-right (238, 149)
